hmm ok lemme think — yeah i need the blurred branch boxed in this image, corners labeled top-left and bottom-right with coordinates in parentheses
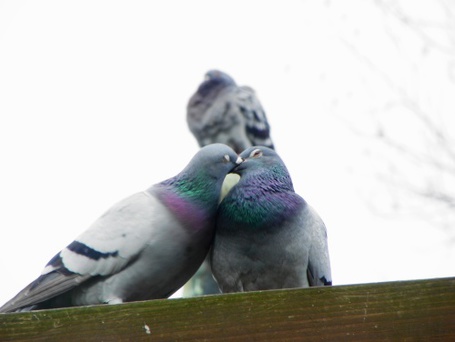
top-left (398, 98), bottom-right (455, 164)
top-left (339, 0), bottom-right (455, 231)
top-left (375, 0), bottom-right (455, 55)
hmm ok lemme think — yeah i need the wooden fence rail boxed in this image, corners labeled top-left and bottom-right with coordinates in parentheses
top-left (1, 277), bottom-right (454, 341)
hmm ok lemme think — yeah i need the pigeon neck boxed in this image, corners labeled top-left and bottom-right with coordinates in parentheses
top-left (221, 172), bottom-right (303, 230)
top-left (166, 174), bottom-right (218, 207)
top-left (153, 175), bottom-right (219, 229)
top-left (158, 190), bottom-right (211, 231)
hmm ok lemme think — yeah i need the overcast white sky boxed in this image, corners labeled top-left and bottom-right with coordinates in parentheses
top-left (1, 1), bottom-right (454, 306)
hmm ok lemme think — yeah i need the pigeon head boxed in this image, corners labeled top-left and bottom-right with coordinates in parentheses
top-left (187, 143), bottom-right (243, 179)
top-left (204, 70), bottom-right (235, 83)
top-left (196, 70), bottom-right (236, 97)
top-left (229, 146), bottom-right (295, 193)
top-left (159, 144), bottom-right (243, 207)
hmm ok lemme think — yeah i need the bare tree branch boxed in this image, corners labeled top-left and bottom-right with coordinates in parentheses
top-left (338, 0), bottom-right (455, 234)
top-left (375, 0), bottom-right (455, 55)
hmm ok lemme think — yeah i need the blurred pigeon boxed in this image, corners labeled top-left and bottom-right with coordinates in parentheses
top-left (183, 70), bottom-right (276, 297)
top-left (0, 144), bottom-right (242, 313)
top-left (211, 146), bottom-right (332, 292)
top-left (187, 69), bottom-right (274, 154)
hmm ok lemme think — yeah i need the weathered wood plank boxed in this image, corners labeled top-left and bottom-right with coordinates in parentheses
top-left (1, 277), bottom-right (454, 341)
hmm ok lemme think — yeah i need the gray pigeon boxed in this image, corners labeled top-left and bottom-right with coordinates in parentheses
top-left (187, 69), bottom-right (274, 154)
top-left (0, 144), bottom-right (242, 313)
top-left (211, 146), bottom-right (332, 292)
top-left (184, 70), bottom-right (276, 297)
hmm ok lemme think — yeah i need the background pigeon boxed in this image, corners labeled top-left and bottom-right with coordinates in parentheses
top-left (184, 70), bottom-right (276, 296)
top-left (187, 69), bottom-right (274, 153)
top-left (211, 146), bottom-right (332, 293)
top-left (0, 143), bottom-right (242, 313)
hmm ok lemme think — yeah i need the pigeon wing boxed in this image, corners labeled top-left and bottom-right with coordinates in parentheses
top-left (235, 86), bottom-right (274, 150)
top-left (305, 207), bottom-right (332, 286)
top-left (0, 191), bottom-right (160, 312)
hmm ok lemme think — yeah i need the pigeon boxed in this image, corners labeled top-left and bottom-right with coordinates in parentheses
top-left (0, 143), bottom-right (242, 313)
top-left (211, 146), bottom-right (332, 293)
top-left (183, 70), bottom-right (276, 297)
top-left (187, 69), bottom-right (274, 154)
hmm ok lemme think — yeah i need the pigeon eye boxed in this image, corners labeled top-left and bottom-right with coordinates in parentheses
top-left (250, 149), bottom-right (262, 158)
top-left (223, 154), bottom-right (231, 163)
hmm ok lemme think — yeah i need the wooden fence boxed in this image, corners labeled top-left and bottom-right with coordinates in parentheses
top-left (1, 277), bottom-right (454, 341)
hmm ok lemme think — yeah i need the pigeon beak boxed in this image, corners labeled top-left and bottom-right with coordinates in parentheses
top-left (231, 158), bottom-right (246, 174)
